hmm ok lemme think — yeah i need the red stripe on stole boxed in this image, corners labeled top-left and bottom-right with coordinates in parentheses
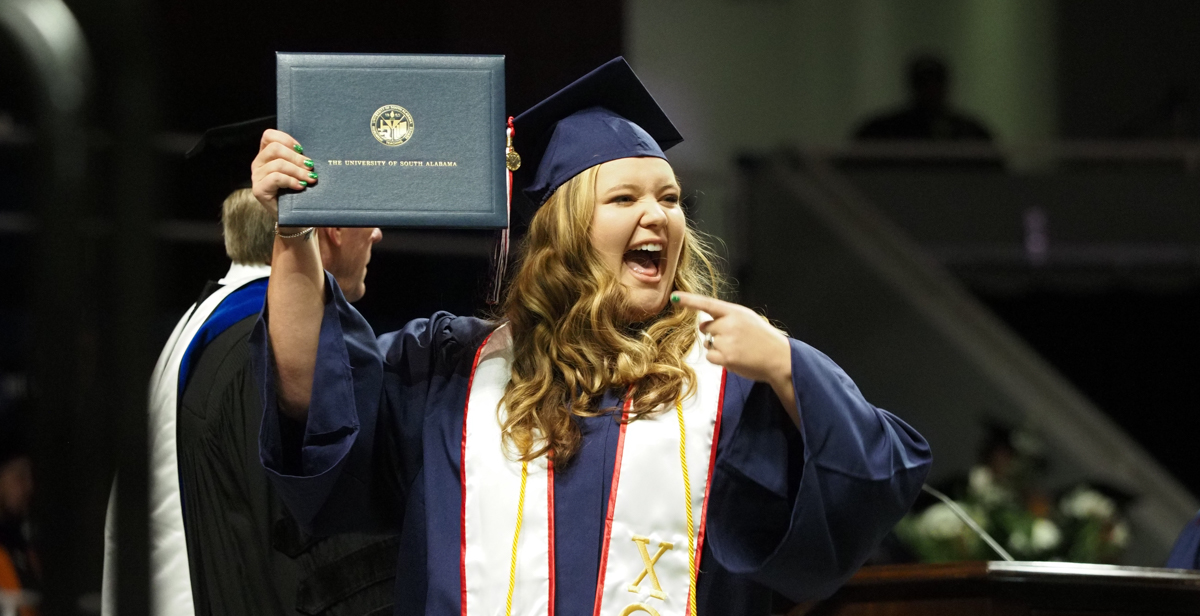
top-left (687, 369), bottom-right (727, 616)
top-left (591, 396), bottom-right (632, 616)
top-left (460, 331), bottom-right (495, 616)
top-left (547, 455), bottom-right (556, 616)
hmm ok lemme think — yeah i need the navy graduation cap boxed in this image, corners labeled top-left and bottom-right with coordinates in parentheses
top-left (512, 57), bottom-right (683, 212)
top-left (488, 58), bottom-right (681, 302)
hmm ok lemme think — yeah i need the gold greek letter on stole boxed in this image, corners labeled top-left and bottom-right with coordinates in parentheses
top-left (627, 535), bottom-right (674, 600)
top-left (619, 604), bottom-right (662, 616)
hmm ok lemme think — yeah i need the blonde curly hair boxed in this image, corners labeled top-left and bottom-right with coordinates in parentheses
top-left (497, 163), bottom-right (725, 465)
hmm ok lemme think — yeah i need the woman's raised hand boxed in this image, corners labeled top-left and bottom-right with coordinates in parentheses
top-left (251, 129), bottom-right (318, 218)
top-left (250, 129), bottom-right (326, 420)
top-left (671, 291), bottom-right (799, 424)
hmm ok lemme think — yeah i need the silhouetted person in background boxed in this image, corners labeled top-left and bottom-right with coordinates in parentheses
top-left (855, 55), bottom-right (993, 141)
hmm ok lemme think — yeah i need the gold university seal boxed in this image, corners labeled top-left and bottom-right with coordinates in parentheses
top-left (371, 105), bottom-right (415, 146)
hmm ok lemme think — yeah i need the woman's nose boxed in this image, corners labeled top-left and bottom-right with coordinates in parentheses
top-left (638, 198), bottom-right (668, 227)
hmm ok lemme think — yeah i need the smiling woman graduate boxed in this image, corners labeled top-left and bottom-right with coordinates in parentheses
top-left (248, 58), bottom-right (931, 616)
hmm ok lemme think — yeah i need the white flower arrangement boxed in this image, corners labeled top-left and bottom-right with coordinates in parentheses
top-left (968, 466), bottom-right (1013, 506)
top-left (897, 478), bottom-right (1131, 564)
top-left (916, 503), bottom-right (966, 540)
top-left (1061, 486), bottom-right (1117, 520)
top-left (1031, 518), bottom-right (1063, 551)
top-left (1006, 518), bottom-right (1061, 554)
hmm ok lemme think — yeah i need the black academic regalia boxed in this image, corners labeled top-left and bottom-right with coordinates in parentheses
top-left (178, 307), bottom-right (399, 615)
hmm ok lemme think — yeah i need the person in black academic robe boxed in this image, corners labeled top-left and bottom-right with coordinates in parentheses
top-left (173, 182), bottom-right (390, 615)
top-left (103, 117), bottom-right (395, 615)
top-left (177, 274), bottom-right (398, 615)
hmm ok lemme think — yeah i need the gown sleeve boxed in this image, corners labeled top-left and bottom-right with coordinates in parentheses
top-left (705, 338), bottom-right (932, 602)
top-left (1166, 510), bottom-right (1200, 569)
top-left (252, 271), bottom-right (489, 536)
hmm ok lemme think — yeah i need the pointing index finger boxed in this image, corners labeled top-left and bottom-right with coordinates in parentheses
top-left (670, 291), bottom-right (732, 318)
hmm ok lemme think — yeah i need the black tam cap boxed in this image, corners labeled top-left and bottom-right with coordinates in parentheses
top-left (186, 115), bottom-right (277, 190)
top-left (511, 57), bottom-right (683, 218)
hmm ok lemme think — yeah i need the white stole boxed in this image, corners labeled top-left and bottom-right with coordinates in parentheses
top-left (461, 323), bottom-right (725, 616)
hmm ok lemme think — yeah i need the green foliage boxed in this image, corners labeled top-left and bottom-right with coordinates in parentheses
top-left (897, 466), bottom-right (1130, 564)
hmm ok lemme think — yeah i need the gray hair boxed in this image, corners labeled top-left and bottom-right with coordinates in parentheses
top-left (220, 188), bottom-right (274, 265)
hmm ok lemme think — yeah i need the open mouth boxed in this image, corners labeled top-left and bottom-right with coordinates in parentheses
top-left (623, 242), bottom-right (664, 281)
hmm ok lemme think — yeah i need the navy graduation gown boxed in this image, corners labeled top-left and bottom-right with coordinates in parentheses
top-left (253, 274), bottom-right (931, 616)
top-left (1167, 511), bottom-right (1200, 569)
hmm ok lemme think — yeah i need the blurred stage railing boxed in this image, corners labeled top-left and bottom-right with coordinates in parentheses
top-left (781, 142), bottom-right (1200, 285)
top-left (838, 170), bottom-right (1200, 292)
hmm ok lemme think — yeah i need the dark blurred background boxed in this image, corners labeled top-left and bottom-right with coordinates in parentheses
top-left (1, 0), bottom-right (1199, 610)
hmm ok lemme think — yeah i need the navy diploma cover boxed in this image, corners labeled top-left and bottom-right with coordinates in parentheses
top-left (277, 53), bottom-right (507, 228)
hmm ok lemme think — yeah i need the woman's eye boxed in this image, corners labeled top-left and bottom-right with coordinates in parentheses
top-left (612, 195), bottom-right (635, 204)
top-left (661, 194), bottom-right (680, 205)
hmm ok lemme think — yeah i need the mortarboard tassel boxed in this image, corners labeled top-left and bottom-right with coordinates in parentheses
top-left (487, 116), bottom-right (519, 305)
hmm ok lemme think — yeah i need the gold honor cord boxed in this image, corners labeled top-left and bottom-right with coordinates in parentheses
top-left (505, 460), bottom-right (530, 616)
top-left (502, 400), bottom-right (698, 616)
top-left (676, 400), bottom-right (698, 616)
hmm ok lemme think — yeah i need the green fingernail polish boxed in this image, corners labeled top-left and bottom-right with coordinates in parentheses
top-left (299, 180), bottom-right (308, 187)
top-left (671, 293), bottom-right (680, 303)
top-left (308, 172), bottom-right (318, 179)
top-left (304, 159), bottom-right (314, 168)
top-left (293, 144), bottom-right (304, 154)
